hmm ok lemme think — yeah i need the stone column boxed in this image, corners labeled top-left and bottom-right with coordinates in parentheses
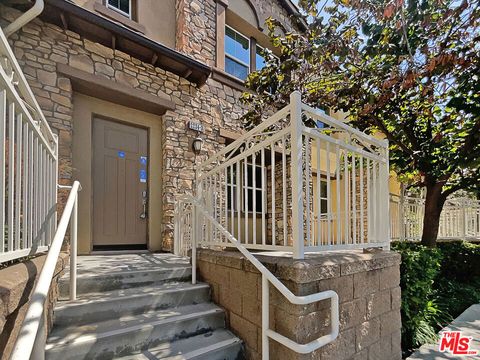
top-left (175, 0), bottom-right (216, 66)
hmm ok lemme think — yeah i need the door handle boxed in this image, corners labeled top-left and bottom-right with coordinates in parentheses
top-left (140, 198), bottom-right (147, 219)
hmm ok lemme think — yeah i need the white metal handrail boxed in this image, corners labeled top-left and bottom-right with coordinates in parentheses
top-left (173, 195), bottom-right (193, 257)
top-left (10, 181), bottom-right (81, 360)
top-left (185, 194), bottom-right (339, 359)
top-left (173, 91), bottom-right (391, 357)
top-left (0, 27), bottom-right (55, 145)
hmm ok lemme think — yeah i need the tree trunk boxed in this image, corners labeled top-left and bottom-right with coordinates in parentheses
top-left (421, 183), bottom-right (446, 247)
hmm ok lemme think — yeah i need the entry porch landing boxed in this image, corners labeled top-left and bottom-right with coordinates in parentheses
top-left (65, 252), bottom-right (191, 278)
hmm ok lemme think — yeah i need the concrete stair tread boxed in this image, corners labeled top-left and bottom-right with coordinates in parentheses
top-left (47, 302), bottom-right (224, 348)
top-left (115, 329), bottom-right (242, 359)
top-left (59, 266), bottom-right (193, 297)
top-left (62, 266), bottom-right (192, 280)
top-left (57, 282), bottom-right (209, 305)
top-left (46, 255), bottom-right (243, 360)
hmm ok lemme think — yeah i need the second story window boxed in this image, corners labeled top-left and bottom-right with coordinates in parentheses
top-left (255, 45), bottom-right (266, 71)
top-left (225, 26), bottom-right (250, 80)
top-left (107, 0), bottom-right (131, 18)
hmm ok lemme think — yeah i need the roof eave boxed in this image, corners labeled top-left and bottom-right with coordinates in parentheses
top-left (42, 0), bottom-right (211, 86)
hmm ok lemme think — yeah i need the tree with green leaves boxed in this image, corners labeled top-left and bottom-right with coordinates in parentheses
top-left (242, 0), bottom-right (480, 247)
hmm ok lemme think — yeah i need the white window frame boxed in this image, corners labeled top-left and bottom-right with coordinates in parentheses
top-left (226, 162), bottom-right (266, 214)
top-left (225, 25), bottom-right (251, 79)
top-left (318, 180), bottom-right (328, 215)
top-left (107, 0), bottom-right (132, 19)
top-left (242, 162), bottom-right (265, 213)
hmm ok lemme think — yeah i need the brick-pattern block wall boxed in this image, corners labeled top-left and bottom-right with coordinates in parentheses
top-left (197, 249), bottom-right (402, 360)
top-left (0, 253), bottom-right (69, 360)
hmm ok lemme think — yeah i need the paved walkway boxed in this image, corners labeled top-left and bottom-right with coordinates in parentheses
top-left (409, 304), bottom-right (480, 359)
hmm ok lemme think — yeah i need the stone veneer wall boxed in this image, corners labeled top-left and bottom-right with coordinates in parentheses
top-left (0, 0), bottom-right (298, 251)
top-left (175, 0), bottom-right (296, 66)
top-left (197, 249), bottom-right (402, 360)
top-left (0, 253), bottom-right (69, 360)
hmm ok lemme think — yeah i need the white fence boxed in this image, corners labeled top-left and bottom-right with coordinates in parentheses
top-left (175, 91), bottom-right (390, 259)
top-left (390, 194), bottom-right (480, 241)
top-left (0, 27), bottom-right (58, 264)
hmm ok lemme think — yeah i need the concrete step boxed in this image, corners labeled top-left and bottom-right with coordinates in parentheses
top-left (115, 329), bottom-right (244, 359)
top-left (54, 282), bottom-right (211, 327)
top-left (46, 303), bottom-right (226, 360)
top-left (59, 266), bottom-right (192, 298)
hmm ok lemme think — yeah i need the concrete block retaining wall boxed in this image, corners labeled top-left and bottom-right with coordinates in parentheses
top-left (0, 253), bottom-right (68, 360)
top-left (197, 249), bottom-right (402, 360)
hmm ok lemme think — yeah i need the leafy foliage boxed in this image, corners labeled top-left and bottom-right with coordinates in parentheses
top-left (392, 242), bottom-right (445, 352)
top-left (436, 241), bottom-right (480, 316)
top-left (243, 0), bottom-right (480, 245)
top-left (438, 240), bottom-right (480, 280)
top-left (392, 241), bottom-right (480, 355)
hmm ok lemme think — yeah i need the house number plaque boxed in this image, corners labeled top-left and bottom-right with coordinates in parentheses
top-left (187, 121), bottom-right (204, 133)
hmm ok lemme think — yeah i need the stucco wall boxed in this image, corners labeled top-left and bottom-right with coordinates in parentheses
top-left (71, 0), bottom-right (176, 47)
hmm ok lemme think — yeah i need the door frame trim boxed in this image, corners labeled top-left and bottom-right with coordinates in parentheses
top-left (72, 93), bottom-right (163, 254)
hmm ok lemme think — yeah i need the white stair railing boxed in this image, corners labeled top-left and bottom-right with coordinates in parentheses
top-left (174, 91), bottom-right (391, 358)
top-left (10, 181), bottom-right (81, 360)
top-left (1, 26), bottom-right (58, 264)
top-left (180, 194), bottom-right (339, 359)
top-left (0, 25), bottom-right (80, 360)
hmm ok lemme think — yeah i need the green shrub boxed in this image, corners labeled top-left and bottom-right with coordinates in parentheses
top-left (437, 241), bottom-right (480, 281)
top-left (392, 242), bottom-right (446, 352)
top-left (436, 241), bottom-right (480, 318)
top-left (392, 241), bottom-right (480, 355)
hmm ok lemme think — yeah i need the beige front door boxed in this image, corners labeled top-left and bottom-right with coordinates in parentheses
top-left (92, 118), bottom-right (148, 248)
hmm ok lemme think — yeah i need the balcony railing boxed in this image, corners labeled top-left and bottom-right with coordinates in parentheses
top-left (175, 91), bottom-right (390, 260)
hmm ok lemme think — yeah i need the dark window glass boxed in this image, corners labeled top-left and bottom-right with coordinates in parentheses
top-left (244, 189), bottom-right (263, 212)
top-left (226, 164), bottom-right (264, 213)
top-left (108, 0), bottom-right (130, 16)
top-left (227, 186), bottom-right (238, 211)
top-left (319, 181), bottom-right (328, 214)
